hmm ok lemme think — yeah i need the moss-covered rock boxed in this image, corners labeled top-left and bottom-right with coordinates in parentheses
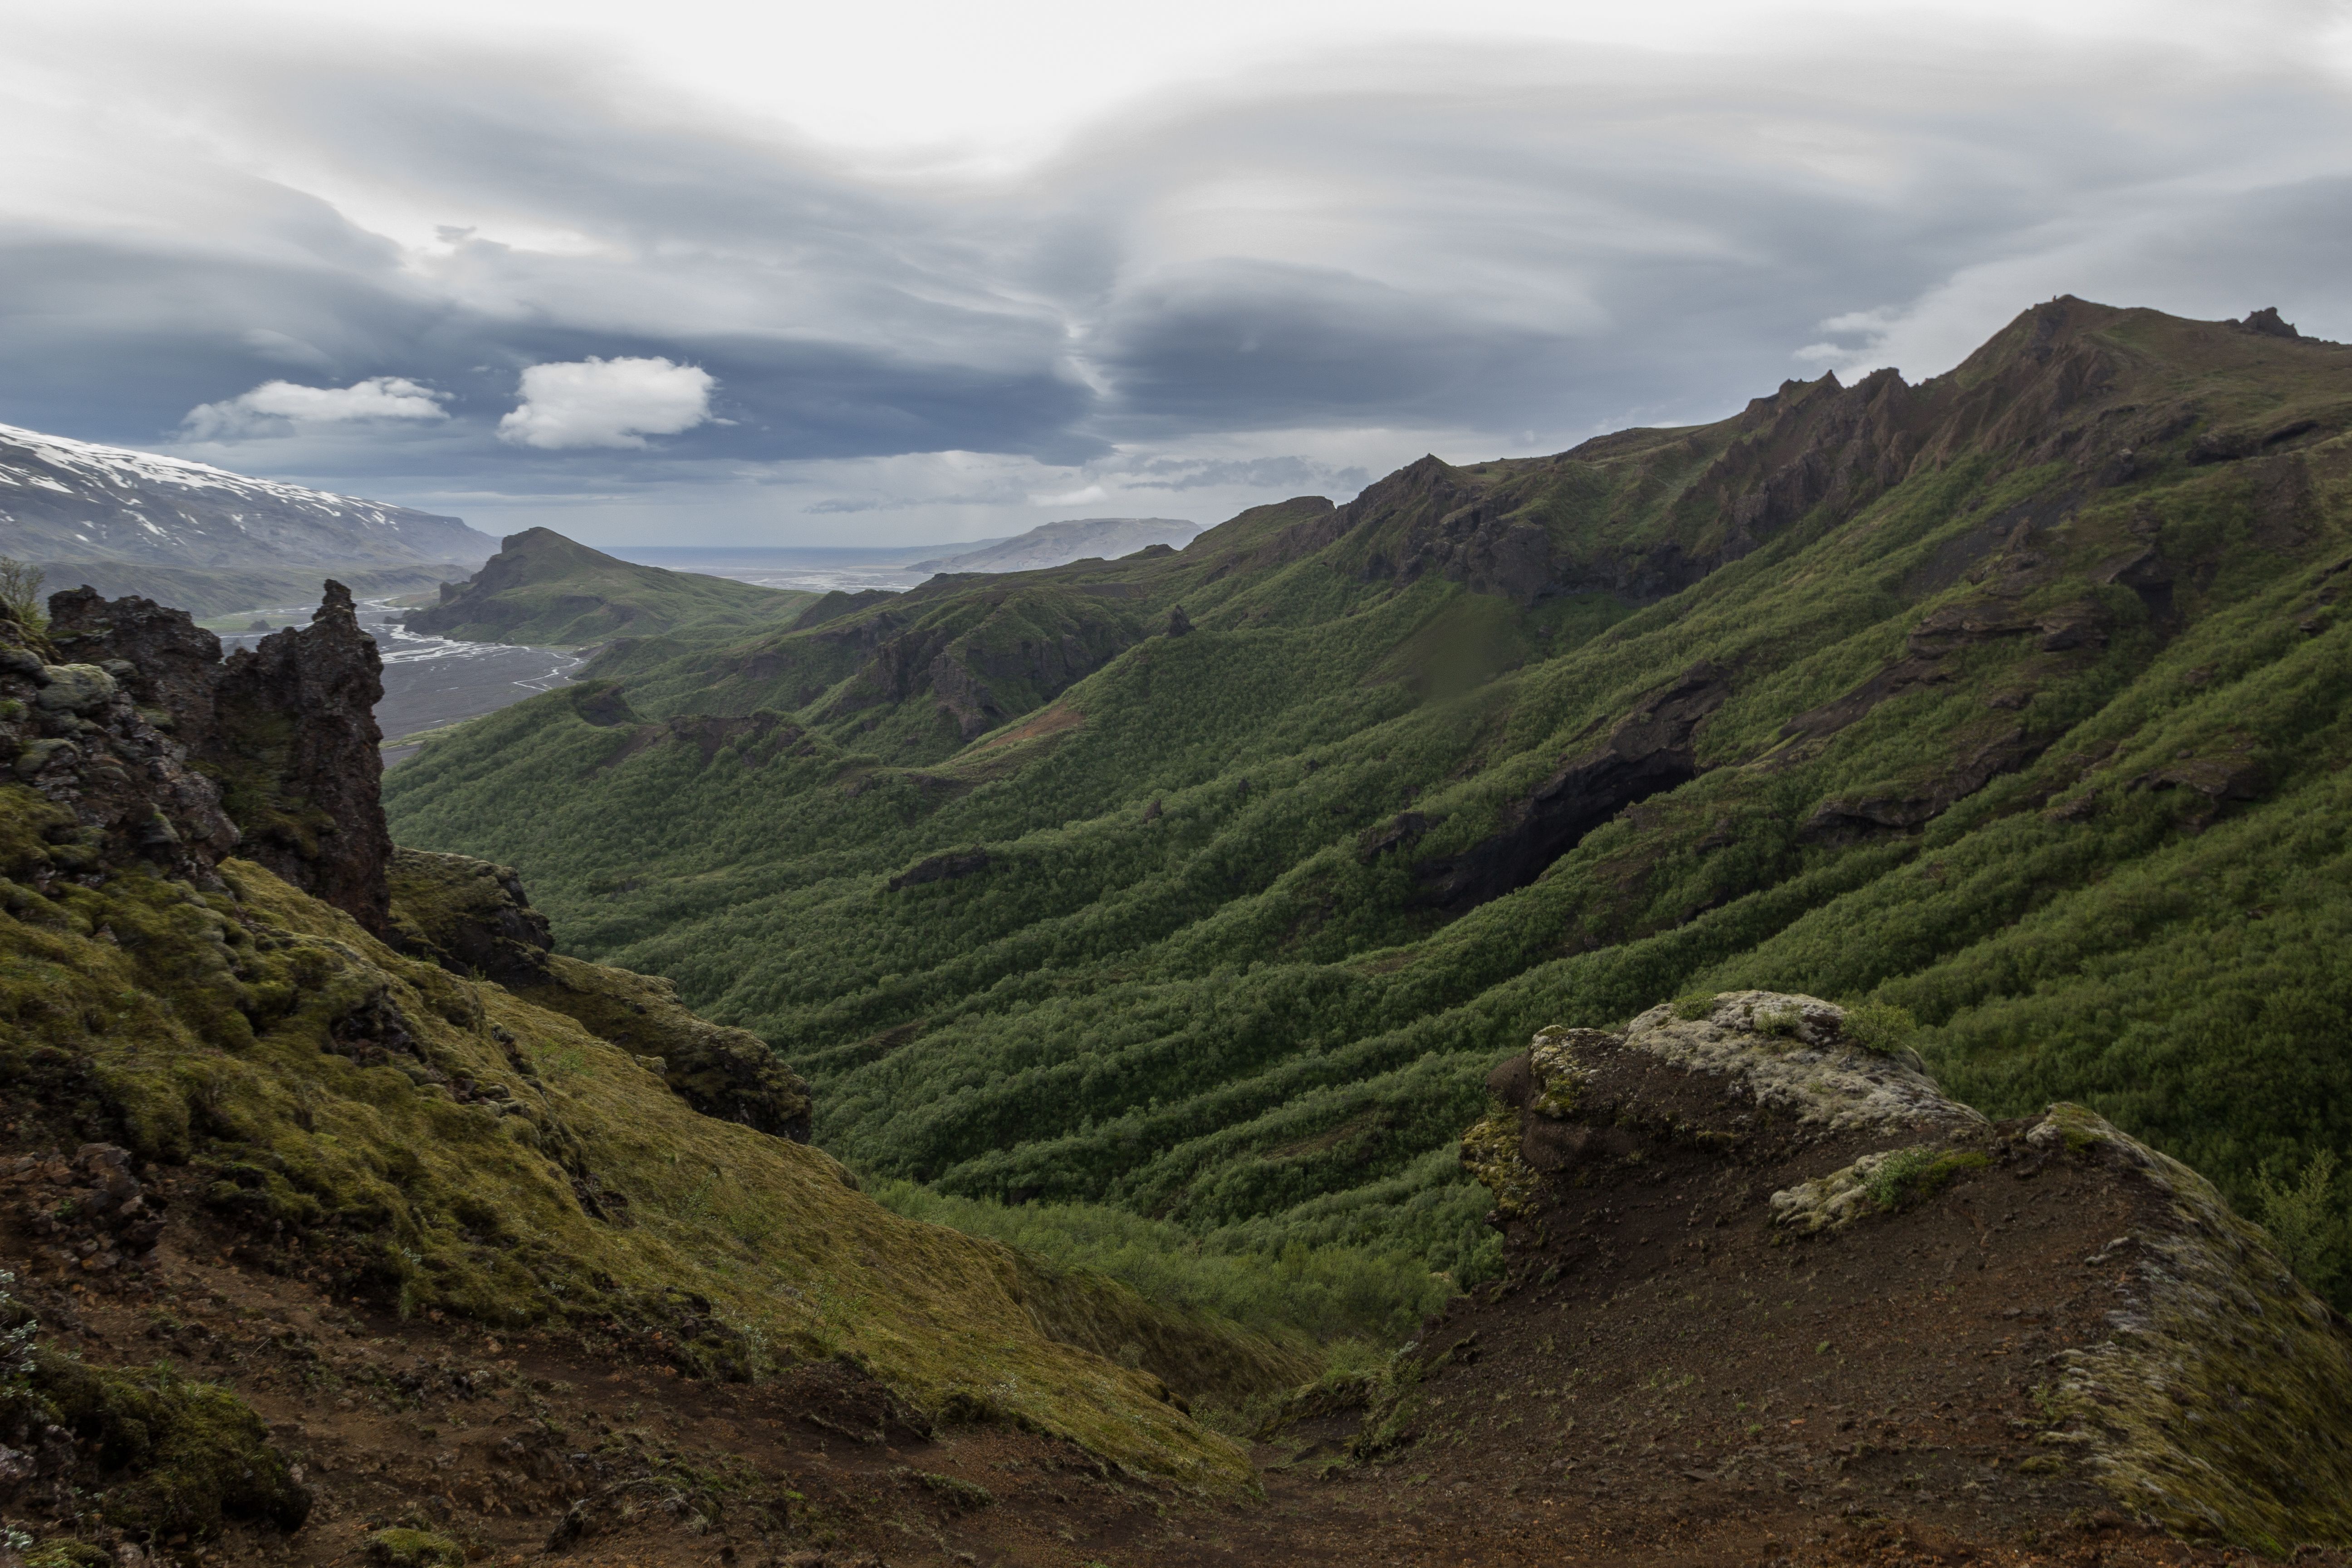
top-left (362, 1526), bottom-right (466, 1567)
top-left (15, 1351), bottom-right (309, 1541)
top-left (388, 848), bottom-right (812, 1139)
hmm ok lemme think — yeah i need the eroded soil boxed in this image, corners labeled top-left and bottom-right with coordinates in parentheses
top-left (0, 1129), bottom-right (2313, 1568)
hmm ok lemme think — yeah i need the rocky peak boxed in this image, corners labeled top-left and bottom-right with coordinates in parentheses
top-left (2239, 306), bottom-right (2301, 340)
top-left (211, 582), bottom-right (391, 932)
top-left (0, 608), bottom-right (239, 881)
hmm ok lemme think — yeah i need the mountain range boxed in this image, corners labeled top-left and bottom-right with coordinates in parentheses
top-left (0, 422), bottom-right (496, 614)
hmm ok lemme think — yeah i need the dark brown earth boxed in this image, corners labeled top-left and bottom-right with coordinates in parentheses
top-left (0, 1055), bottom-right (2314, 1568)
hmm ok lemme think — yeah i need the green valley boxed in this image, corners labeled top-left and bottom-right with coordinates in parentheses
top-left (383, 298), bottom-right (2352, 1304)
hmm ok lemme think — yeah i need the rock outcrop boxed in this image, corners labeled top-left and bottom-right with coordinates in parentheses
top-left (388, 847), bottom-right (814, 1141)
top-left (1435, 991), bottom-right (2352, 1553)
top-left (0, 604), bottom-right (240, 882)
top-left (48, 581), bottom-right (392, 931)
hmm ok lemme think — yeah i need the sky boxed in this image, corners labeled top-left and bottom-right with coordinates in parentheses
top-left (5, 0), bottom-right (2352, 548)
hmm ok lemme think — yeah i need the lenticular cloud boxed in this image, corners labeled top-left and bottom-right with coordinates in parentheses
top-left (497, 358), bottom-right (716, 450)
top-left (180, 376), bottom-right (449, 441)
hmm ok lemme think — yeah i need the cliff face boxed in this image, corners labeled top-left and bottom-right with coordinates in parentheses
top-left (49, 581), bottom-right (392, 932)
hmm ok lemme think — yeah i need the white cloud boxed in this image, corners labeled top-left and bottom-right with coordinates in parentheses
top-left (180, 376), bottom-right (449, 439)
top-left (496, 357), bottom-right (716, 449)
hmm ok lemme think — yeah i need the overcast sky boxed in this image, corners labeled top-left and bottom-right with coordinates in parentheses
top-left (5, 0), bottom-right (2352, 547)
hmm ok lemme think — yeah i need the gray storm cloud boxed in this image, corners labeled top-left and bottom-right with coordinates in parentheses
top-left (3, 15), bottom-right (2350, 542)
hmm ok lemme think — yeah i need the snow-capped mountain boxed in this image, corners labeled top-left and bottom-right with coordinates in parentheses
top-left (0, 423), bottom-right (495, 574)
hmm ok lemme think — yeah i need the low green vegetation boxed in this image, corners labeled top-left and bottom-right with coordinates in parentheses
top-left (0, 1271), bottom-right (307, 1545)
top-left (870, 1181), bottom-right (1453, 1347)
top-left (384, 300), bottom-right (2352, 1310)
top-left (0, 781), bottom-right (1282, 1487)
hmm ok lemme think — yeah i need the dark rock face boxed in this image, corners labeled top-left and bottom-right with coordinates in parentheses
top-left (1409, 662), bottom-right (1730, 912)
top-left (208, 583), bottom-right (392, 933)
top-left (0, 608), bottom-right (239, 881)
top-left (44, 580), bottom-right (392, 932)
top-left (2239, 306), bottom-right (2301, 340)
top-left (47, 588), bottom-right (224, 743)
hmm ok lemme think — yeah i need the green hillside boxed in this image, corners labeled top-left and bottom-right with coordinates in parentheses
top-left (404, 526), bottom-right (814, 646)
top-left (383, 299), bottom-right (2352, 1299)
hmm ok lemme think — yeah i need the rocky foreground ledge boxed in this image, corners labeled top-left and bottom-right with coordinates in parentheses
top-left (1266, 990), bottom-right (2352, 1559)
top-left (1439, 1001), bottom-right (2352, 1551)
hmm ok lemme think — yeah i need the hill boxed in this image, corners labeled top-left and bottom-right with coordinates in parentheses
top-left (402, 526), bottom-right (816, 647)
top-left (0, 422), bottom-right (495, 613)
top-left (382, 297), bottom-right (2352, 1315)
top-left (910, 516), bottom-right (1202, 574)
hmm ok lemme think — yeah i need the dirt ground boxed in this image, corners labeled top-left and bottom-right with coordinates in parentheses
top-left (0, 1117), bottom-right (2313, 1568)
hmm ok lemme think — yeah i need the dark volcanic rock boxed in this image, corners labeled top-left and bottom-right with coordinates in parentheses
top-left (1410, 662), bottom-right (1729, 912)
top-left (0, 603), bottom-right (239, 878)
top-left (47, 588), bottom-right (225, 743)
top-left (2239, 306), bottom-right (2301, 340)
top-left (46, 579), bottom-right (392, 931)
top-left (211, 582), bottom-right (391, 932)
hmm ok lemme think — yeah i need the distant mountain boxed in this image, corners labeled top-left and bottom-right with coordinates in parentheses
top-left (404, 526), bottom-right (815, 647)
top-left (910, 517), bottom-right (1200, 574)
top-left (0, 422), bottom-right (496, 613)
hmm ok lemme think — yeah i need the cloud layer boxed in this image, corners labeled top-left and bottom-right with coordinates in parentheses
top-left (181, 376), bottom-right (448, 440)
top-left (5, 9), bottom-right (2352, 543)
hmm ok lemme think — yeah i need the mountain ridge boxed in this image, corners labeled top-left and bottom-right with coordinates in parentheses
top-left (909, 516), bottom-right (1203, 575)
top-left (402, 526), bottom-right (816, 647)
top-left (0, 421), bottom-right (498, 615)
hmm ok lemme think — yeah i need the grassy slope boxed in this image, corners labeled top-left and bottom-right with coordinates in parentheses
top-left (405, 527), bottom-right (813, 647)
top-left (384, 300), bottom-right (2352, 1295)
top-left (0, 782), bottom-right (1301, 1487)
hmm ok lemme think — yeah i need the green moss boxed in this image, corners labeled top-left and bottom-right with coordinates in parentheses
top-left (1457, 1104), bottom-right (1537, 1220)
top-left (28, 1352), bottom-right (309, 1541)
top-left (2039, 1107), bottom-right (2352, 1553)
top-left (1860, 1146), bottom-right (1989, 1210)
top-left (1670, 993), bottom-right (1719, 1022)
top-left (363, 1527), bottom-right (466, 1568)
top-left (0, 802), bottom-right (1265, 1489)
top-left (23, 1543), bottom-right (113, 1568)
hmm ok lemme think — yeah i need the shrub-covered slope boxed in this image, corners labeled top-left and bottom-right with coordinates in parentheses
top-left (404, 527), bottom-right (813, 647)
top-left (0, 591), bottom-right (1305, 1503)
top-left (384, 298), bottom-right (2352, 1296)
